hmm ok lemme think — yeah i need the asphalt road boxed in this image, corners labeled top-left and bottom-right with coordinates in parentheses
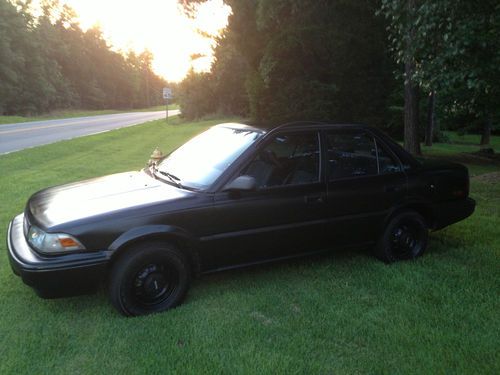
top-left (0, 110), bottom-right (180, 154)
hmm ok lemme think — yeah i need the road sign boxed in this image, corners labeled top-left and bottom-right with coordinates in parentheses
top-left (163, 88), bottom-right (172, 123)
top-left (163, 87), bottom-right (172, 99)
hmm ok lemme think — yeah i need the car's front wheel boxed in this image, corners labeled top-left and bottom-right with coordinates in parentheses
top-left (375, 210), bottom-right (429, 263)
top-left (109, 241), bottom-right (191, 316)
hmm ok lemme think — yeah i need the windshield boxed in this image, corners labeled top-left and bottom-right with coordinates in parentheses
top-left (157, 126), bottom-right (262, 190)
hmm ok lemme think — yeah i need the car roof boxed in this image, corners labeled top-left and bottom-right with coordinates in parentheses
top-left (271, 121), bottom-right (372, 132)
top-left (215, 122), bottom-right (266, 133)
top-left (215, 121), bottom-right (372, 134)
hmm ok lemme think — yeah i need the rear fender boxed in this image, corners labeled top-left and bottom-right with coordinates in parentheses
top-left (382, 201), bottom-right (435, 232)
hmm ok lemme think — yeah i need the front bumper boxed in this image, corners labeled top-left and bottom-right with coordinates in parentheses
top-left (7, 214), bottom-right (110, 298)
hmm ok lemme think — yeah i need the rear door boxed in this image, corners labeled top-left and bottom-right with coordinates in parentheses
top-left (324, 129), bottom-right (407, 248)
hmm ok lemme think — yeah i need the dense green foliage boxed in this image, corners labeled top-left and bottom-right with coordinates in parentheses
top-left (178, 70), bottom-right (216, 119)
top-left (179, 0), bottom-right (499, 151)
top-left (379, 0), bottom-right (500, 143)
top-left (179, 0), bottom-right (396, 129)
top-left (0, 118), bottom-right (499, 373)
top-left (0, 0), bottom-right (166, 115)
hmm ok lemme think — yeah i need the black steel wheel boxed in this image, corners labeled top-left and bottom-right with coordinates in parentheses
top-left (109, 241), bottom-right (190, 316)
top-left (375, 210), bottom-right (428, 263)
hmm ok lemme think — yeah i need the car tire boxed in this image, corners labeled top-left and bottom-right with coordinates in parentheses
top-left (109, 241), bottom-right (191, 316)
top-left (375, 210), bottom-right (428, 263)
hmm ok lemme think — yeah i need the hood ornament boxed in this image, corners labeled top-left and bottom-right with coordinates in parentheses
top-left (148, 147), bottom-right (164, 167)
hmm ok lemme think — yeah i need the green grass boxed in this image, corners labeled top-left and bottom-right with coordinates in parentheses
top-left (0, 104), bottom-right (179, 125)
top-left (134, 103), bottom-right (180, 112)
top-left (444, 130), bottom-right (500, 149)
top-left (421, 133), bottom-right (500, 177)
top-left (0, 123), bottom-right (499, 374)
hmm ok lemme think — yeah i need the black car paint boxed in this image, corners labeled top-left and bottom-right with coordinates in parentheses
top-left (7, 123), bottom-right (475, 298)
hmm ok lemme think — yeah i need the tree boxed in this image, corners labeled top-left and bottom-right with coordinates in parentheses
top-left (379, 0), bottom-right (422, 154)
top-left (380, 0), bottom-right (500, 149)
top-left (211, 32), bottom-right (249, 116)
top-left (0, 0), bottom-right (31, 114)
top-left (0, 0), bottom-right (166, 115)
top-left (179, 0), bottom-right (396, 129)
top-left (0, 0), bottom-right (67, 114)
top-left (178, 70), bottom-right (216, 119)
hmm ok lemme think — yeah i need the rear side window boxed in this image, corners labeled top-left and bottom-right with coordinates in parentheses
top-left (327, 131), bottom-right (401, 180)
top-left (376, 140), bottom-right (402, 174)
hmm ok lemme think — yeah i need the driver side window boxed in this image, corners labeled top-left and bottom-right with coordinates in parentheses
top-left (242, 132), bottom-right (320, 189)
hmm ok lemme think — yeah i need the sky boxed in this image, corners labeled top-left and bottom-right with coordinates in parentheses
top-left (60, 0), bottom-right (231, 82)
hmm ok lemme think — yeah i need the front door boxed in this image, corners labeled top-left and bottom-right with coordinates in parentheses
top-left (200, 130), bottom-right (328, 270)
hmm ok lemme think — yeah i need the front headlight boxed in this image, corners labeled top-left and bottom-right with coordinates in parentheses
top-left (27, 225), bottom-right (85, 254)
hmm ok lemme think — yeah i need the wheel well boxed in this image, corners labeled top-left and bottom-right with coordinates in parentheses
top-left (392, 204), bottom-right (435, 229)
top-left (109, 234), bottom-right (201, 275)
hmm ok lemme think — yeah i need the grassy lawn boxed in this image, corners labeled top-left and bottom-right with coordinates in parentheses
top-left (0, 120), bottom-right (498, 374)
top-left (444, 131), bottom-right (500, 149)
top-left (0, 104), bottom-right (179, 125)
top-left (421, 132), bottom-right (500, 177)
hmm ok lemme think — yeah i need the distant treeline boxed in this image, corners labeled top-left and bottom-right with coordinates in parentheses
top-left (0, 0), bottom-right (167, 115)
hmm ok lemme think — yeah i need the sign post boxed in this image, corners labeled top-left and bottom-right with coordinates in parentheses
top-left (162, 87), bottom-right (172, 123)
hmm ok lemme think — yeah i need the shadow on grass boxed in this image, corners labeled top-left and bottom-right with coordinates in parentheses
top-left (190, 245), bottom-right (373, 295)
top-left (11, 247), bottom-right (369, 317)
top-left (429, 229), bottom-right (465, 248)
top-left (35, 288), bottom-right (112, 316)
top-left (424, 152), bottom-right (500, 167)
top-left (22, 236), bottom-right (468, 316)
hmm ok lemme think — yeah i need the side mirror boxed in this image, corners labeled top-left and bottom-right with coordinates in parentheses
top-left (223, 175), bottom-right (256, 192)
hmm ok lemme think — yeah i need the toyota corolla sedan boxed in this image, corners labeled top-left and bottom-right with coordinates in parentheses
top-left (7, 122), bottom-right (475, 316)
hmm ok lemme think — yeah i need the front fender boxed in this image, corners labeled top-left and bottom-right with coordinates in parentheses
top-left (109, 225), bottom-right (196, 252)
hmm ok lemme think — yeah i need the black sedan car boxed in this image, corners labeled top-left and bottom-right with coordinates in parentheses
top-left (7, 122), bottom-right (475, 316)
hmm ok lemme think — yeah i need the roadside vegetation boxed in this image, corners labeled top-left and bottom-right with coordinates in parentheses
top-left (0, 104), bottom-right (180, 125)
top-left (0, 117), bottom-right (498, 374)
top-left (0, 0), bottom-right (173, 117)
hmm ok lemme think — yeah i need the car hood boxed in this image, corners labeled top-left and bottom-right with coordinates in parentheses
top-left (28, 171), bottom-right (187, 229)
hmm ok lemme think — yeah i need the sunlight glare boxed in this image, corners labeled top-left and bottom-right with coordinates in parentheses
top-left (61, 0), bottom-right (230, 82)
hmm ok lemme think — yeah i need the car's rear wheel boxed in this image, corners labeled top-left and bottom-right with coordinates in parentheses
top-left (375, 210), bottom-right (428, 263)
top-left (109, 241), bottom-right (190, 316)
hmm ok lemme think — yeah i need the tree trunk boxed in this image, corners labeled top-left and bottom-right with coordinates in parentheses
top-left (403, 0), bottom-right (421, 155)
top-left (425, 91), bottom-right (436, 146)
top-left (404, 60), bottom-right (421, 155)
top-left (480, 115), bottom-right (492, 146)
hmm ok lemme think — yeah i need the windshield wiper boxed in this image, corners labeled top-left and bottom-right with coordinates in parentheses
top-left (158, 170), bottom-right (183, 188)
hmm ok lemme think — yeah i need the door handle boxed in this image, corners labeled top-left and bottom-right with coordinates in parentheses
top-left (385, 185), bottom-right (404, 193)
top-left (304, 194), bottom-right (324, 204)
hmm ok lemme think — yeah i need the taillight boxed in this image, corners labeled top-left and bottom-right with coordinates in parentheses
top-left (452, 172), bottom-right (469, 199)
